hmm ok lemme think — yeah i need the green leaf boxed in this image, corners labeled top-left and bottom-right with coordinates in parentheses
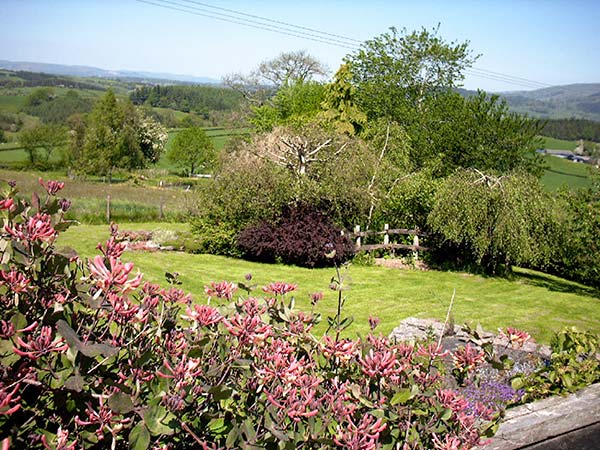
top-left (391, 388), bottom-right (412, 405)
top-left (109, 391), bottom-right (135, 414)
top-left (56, 319), bottom-right (118, 358)
top-left (143, 405), bottom-right (175, 436)
top-left (129, 422), bottom-right (150, 450)
top-left (64, 374), bottom-right (84, 392)
top-left (440, 408), bottom-right (452, 421)
top-left (208, 417), bottom-right (228, 436)
top-left (208, 384), bottom-right (233, 401)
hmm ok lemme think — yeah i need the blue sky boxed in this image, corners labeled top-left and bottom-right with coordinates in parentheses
top-left (1, 0), bottom-right (599, 92)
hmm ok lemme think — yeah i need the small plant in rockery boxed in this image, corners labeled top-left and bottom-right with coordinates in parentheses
top-left (511, 327), bottom-right (600, 401)
top-left (0, 179), bottom-right (504, 449)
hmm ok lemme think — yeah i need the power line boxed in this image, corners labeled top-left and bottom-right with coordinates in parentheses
top-left (134, 0), bottom-right (356, 49)
top-left (177, 0), bottom-right (363, 45)
top-left (467, 68), bottom-right (551, 88)
top-left (464, 69), bottom-right (549, 90)
top-left (134, 0), bottom-right (552, 90)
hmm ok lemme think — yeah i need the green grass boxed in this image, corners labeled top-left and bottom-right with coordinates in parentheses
top-left (0, 169), bottom-right (193, 223)
top-left (540, 136), bottom-right (577, 151)
top-left (59, 222), bottom-right (600, 344)
top-left (541, 155), bottom-right (595, 191)
top-left (0, 94), bottom-right (28, 113)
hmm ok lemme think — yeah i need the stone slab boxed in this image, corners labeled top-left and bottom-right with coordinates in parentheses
top-left (479, 383), bottom-right (600, 450)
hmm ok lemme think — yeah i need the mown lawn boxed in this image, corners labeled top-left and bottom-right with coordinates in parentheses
top-left (59, 222), bottom-right (600, 344)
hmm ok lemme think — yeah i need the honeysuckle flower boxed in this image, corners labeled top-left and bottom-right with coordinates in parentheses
top-left (157, 355), bottom-right (202, 383)
top-left (360, 348), bottom-right (401, 378)
top-left (262, 281), bottom-right (297, 296)
top-left (452, 344), bottom-right (486, 373)
top-left (0, 382), bottom-right (21, 416)
top-left (265, 375), bottom-right (322, 422)
top-left (334, 414), bottom-right (387, 450)
top-left (182, 304), bottom-right (222, 327)
top-left (0, 320), bottom-right (37, 339)
top-left (58, 198), bottom-right (72, 212)
top-left (309, 291), bottom-right (323, 306)
top-left (0, 198), bottom-right (14, 211)
top-left (161, 287), bottom-right (192, 304)
top-left (74, 396), bottom-right (131, 441)
top-left (39, 177), bottom-right (65, 195)
top-left (321, 336), bottom-right (359, 364)
top-left (0, 270), bottom-right (31, 294)
top-left (435, 389), bottom-right (470, 414)
top-left (223, 313), bottom-right (272, 345)
top-left (326, 379), bottom-right (358, 420)
top-left (416, 342), bottom-right (450, 359)
top-left (88, 255), bottom-right (142, 294)
top-left (96, 236), bottom-right (127, 259)
top-left (432, 433), bottom-right (463, 450)
top-left (204, 281), bottom-right (237, 300)
top-left (500, 327), bottom-right (531, 348)
top-left (13, 325), bottom-right (68, 360)
top-left (5, 213), bottom-right (56, 243)
top-left (41, 426), bottom-right (77, 450)
top-left (106, 292), bottom-right (144, 323)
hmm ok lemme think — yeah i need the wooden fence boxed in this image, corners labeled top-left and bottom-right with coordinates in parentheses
top-left (346, 224), bottom-right (430, 254)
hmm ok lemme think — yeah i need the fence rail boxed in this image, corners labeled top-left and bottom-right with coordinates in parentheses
top-left (347, 224), bottom-right (430, 253)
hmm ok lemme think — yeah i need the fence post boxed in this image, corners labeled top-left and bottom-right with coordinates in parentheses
top-left (383, 224), bottom-right (389, 245)
top-left (159, 197), bottom-right (164, 220)
top-left (106, 195), bottom-right (111, 223)
top-left (354, 225), bottom-right (361, 248)
top-left (413, 234), bottom-right (419, 261)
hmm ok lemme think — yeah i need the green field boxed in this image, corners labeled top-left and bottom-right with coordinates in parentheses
top-left (59, 222), bottom-right (600, 343)
top-left (541, 154), bottom-right (595, 191)
top-left (540, 136), bottom-right (578, 151)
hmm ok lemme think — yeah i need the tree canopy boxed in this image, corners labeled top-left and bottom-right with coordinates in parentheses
top-left (167, 126), bottom-right (216, 175)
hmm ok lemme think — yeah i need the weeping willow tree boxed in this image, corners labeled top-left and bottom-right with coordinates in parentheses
top-left (428, 169), bottom-right (562, 273)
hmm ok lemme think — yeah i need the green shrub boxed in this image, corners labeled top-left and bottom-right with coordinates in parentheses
top-left (189, 216), bottom-right (242, 257)
top-left (548, 185), bottom-right (600, 289)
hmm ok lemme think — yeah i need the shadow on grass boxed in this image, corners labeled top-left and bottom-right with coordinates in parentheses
top-left (545, 168), bottom-right (589, 179)
top-left (513, 268), bottom-right (600, 300)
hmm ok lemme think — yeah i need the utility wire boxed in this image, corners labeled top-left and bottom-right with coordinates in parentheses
top-left (134, 0), bottom-right (552, 89)
top-left (135, 0), bottom-right (356, 49)
top-left (178, 0), bottom-right (363, 45)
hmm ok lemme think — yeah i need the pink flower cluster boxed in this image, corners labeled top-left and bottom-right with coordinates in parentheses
top-left (500, 327), bottom-right (531, 349)
top-left (5, 213), bottom-right (57, 243)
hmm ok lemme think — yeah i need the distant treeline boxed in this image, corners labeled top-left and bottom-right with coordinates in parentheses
top-left (0, 70), bottom-right (106, 91)
top-left (542, 118), bottom-right (600, 142)
top-left (23, 88), bottom-right (94, 124)
top-left (130, 85), bottom-right (242, 116)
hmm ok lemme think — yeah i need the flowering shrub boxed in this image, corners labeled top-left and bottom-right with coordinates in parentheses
top-left (238, 203), bottom-right (356, 268)
top-left (0, 180), bottom-right (500, 449)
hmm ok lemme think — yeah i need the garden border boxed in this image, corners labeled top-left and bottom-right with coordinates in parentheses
top-left (479, 382), bottom-right (600, 449)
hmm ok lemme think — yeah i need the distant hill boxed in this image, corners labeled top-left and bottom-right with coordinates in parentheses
top-left (0, 60), bottom-right (220, 85)
top-left (459, 83), bottom-right (600, 121)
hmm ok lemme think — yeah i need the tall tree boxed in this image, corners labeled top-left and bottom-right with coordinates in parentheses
top-left (318, 64), bottom-right (367, 136)
top-left (223, 50), bottom-right (328, 105)
top-left (346, 26), bottom-right (477, 119)
top-left (167, 127), bottom-right (216, 175)
top-left (19, 124), bottom-right (66, 166)
top-left (79, 90), bottom-right (166, 179)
